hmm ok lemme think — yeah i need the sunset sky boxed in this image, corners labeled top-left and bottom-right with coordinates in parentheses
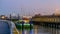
top-left (0, 0), bottom-right (60, 16)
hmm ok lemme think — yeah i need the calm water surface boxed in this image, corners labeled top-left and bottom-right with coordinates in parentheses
top-left (18, 25), bottom-right (60, 34)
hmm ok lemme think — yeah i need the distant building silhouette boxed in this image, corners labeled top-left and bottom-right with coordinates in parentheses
top-left (10, 14), bottom-right (12, 19)
top-left (18, 14), bottom-right (20, 20)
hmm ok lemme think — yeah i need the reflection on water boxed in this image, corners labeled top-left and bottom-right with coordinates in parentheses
top-left (18, 29), bottom-right (33, 34)
top-left (22, 29), bottom-right (33, 34)
top-left (17, 25), bottom-right (60, 34)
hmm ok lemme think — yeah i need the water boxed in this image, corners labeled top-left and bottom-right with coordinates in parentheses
top-left (17, 25), bottom-right (60, 34)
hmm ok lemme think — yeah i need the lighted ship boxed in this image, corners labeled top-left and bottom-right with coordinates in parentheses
top-left (15, 17), bottom-right (33, 30)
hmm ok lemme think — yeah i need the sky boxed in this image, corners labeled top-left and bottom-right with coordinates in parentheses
top-left (0, 0), bottom-right (60, 16)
